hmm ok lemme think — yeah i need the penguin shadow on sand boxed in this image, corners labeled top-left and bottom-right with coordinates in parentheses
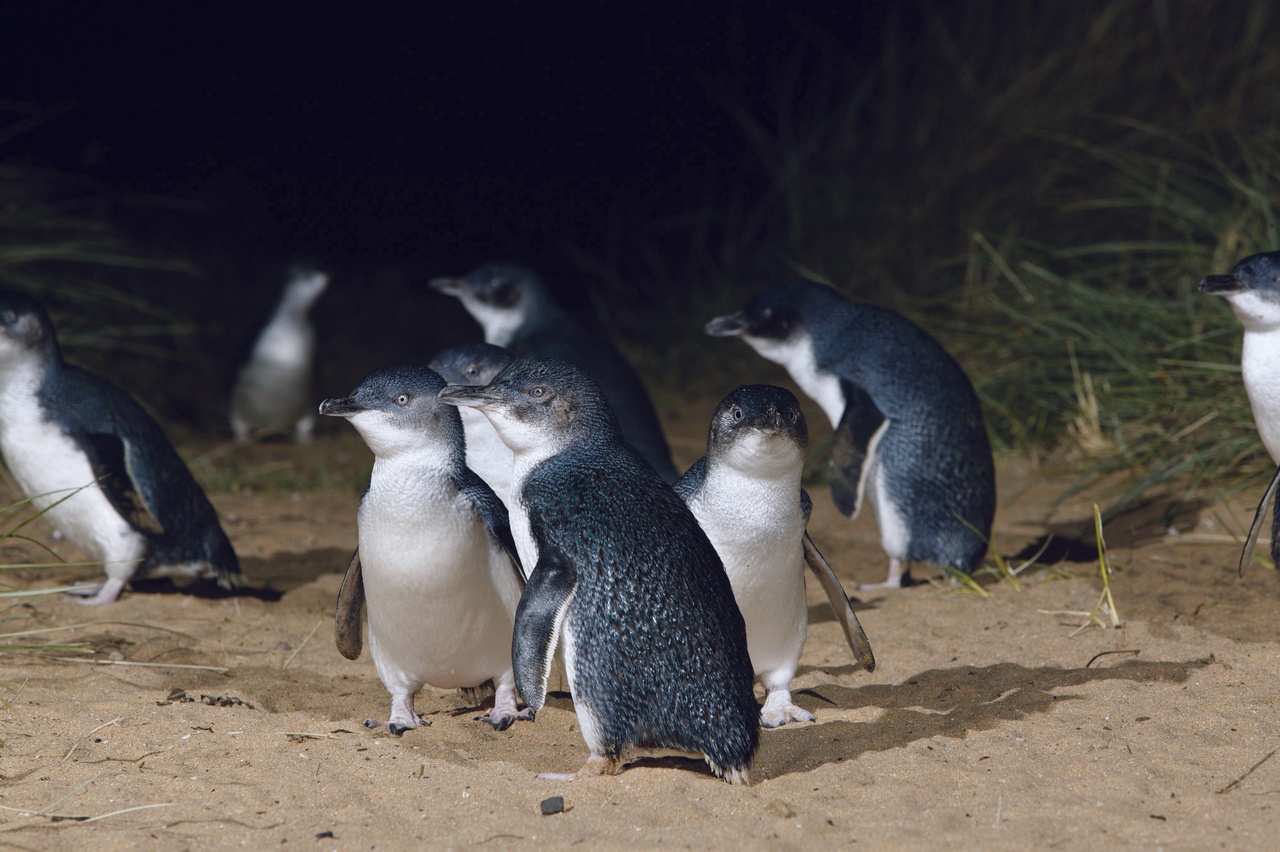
top-left (754, 656), bottom-right (1213, 781)
top-left (117, 547), bottom-right (352, 602)
top-left (1010, 494), bottom-right (1210, 566)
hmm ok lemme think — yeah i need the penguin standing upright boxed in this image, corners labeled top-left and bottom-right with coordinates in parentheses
top-left (429, 264), bottom-right (679, 482)
top-left (676, 384), bottom-right (875, 727)
top-left (706, 279), bottom-right (996, 589)
top-left (230, 266), bottom-right (328, 442)
top-left (0, 292), bottom-right (241, 605)
top-left (1199, 251), bottom-right (1280, 572)
top-left (320, 364), bottom-right (529, 733)
top-left (438, 358), bottom-right (758, 782)
top-left (428, 343), bottom-right (516, 505)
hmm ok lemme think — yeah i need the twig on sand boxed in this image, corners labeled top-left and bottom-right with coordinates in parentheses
top-left (63, 717), bottom-right (122, 762)
top-left (1086, 649), bottom-right (1140, 668)
top-left (282, 620), bottom-right (322, 669)
top-left (1218, 749), bottom-right (1277, 794)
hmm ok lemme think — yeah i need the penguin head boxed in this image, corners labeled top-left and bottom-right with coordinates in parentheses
top-left (0, 292), bottom-right (61, 373)
top-left (1200, 251), bottom-right (1280, 332)
top-left (280, 267), bottom-right (329, 312)
top-left (706, 281), bottom-right (819, 370)
top-left (437, 357), bottom-right (619, 457)
top-left (319, 363), bottom-right (463, 461)
top-left (707, 384), bottom-right (809, 476)
top-left (428, 342), bottom-right (514, 387)
top-left (429, 264), bottom-right (545, 346)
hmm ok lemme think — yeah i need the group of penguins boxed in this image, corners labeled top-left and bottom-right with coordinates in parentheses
top-left (0, 249), bottom-right (1274, 783)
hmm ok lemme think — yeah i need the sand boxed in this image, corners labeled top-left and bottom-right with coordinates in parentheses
top-left (2, 422), bottom-right (1279, 850)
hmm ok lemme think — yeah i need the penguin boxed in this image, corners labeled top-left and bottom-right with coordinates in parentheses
top-left (0, 292), bottom-right (241, 605)
top-left (319, 363), bottom-right (529, 733)
top-left (706, 278), bottom-right (996, 589)
top-left (427, 343), bottom-right (516, 505)
top-left (429, 264), bottom-right (679, 482)
top-left (1199, 251), bottom-right (1280, 574)
top-left (230, 266), bottom-right (328, 442)
top-left (437, 358), bottom-right (759, 782)
top-left (674, 384), bottom-right (875, 728)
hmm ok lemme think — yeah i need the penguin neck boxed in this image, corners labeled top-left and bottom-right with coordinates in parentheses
top-left (0, 352), bottom-right (52, 408)
top-left (705, 437), bottom-right (804, 501)
top-left (251, 310), bottom-right (315, 366)
top-left (743, 331), bottom-right (844, 427)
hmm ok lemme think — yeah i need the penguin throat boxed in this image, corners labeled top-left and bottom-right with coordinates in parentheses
top-left (741, 331), bottom-right (844, 427)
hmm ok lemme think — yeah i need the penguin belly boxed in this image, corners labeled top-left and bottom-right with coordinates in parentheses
top-left (231, 323), bottom-right (314, 437)
top-left (358, 489), bottom-right (520, 696)
top-left (0, 390), bottom-right (145, 579)
top-left (688, 475), bottom-right (808, 680)
top-left (1241, 330), bottom-right (1280, 463)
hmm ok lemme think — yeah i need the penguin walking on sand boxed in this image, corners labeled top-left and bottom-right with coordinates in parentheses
top-left (675, 385), bottom-right (875, 727)
top-left (706, 279), bottom-right (996, 589)
top-left (0, 292), bottom-right (241, 605)
top-left (438, 358), bottom-right (758, 782)
top-left (428, 343), bottom-right (516, 505)
top-left (230, 266), bottom-right (328, 442)
top-left (429, 264), bottom-right (679, 482)
top-left (320, 363), bottom-right (529, 733)
top-left (1199, 251), bottom-right (1280, 573)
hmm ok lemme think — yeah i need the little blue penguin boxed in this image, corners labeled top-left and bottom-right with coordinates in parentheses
top-left (230, 266), bottom-right (328, 442)
top-left (319, 363), bottom-right (529, 734)
top-left (0, 292), bottom-right (241, 605)
top-left (706, 279), bottom-right (996, 589)
top-left (427, 343), bottom-right (516, 505)
top-left (437, 358), bottom-right (759, 782)
top-left (675, 385), bottom-right (876, 728)
top-left (1199, 251), bottom-right (1280, 573)
top-left (429, 264), bottom-right (679, 482)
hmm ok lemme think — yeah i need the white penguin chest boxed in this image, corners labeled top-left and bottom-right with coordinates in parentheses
top-left (744, 332), bottom-right (845, 427)
top-left (460, 409), bottom-right (514, 504)
top-left (1240, 329), bottom-right (1280, 463)
top-left (249, 320), bottom-right (314, 369)
top-left (0, 379), bottom-right (142, 562)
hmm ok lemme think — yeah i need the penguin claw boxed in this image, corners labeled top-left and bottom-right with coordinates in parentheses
top-left (760, 705), bottom-right (816, 728)
top-left (477, 706), bottom-right (537, 731)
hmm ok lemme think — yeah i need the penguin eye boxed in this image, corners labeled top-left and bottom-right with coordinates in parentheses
top-left (528, 386), bottom-right (546, 399)
top-left (394, 393), bottom-right (410, 406)
top-left (730, 405), bottom-right (744, 422)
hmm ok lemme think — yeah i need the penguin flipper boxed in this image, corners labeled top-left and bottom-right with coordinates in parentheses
top-left (335, 548), bottom-right (365, 660)
top-left (455, 469), bottom-right (525, 587)
top-left (1240, 462), bottom-right (1280, 577)
top-left (829, 384), bottom-right (885, 518)
top-left (512, 548), bottom-right (577, 713)
top-left (802, 531), bottom-right (876, 672)
top-left (79, 432), bottom-right (165, 535)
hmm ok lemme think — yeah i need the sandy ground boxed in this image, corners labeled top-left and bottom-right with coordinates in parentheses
top-left (2, 412), bottom-right (1279, 850)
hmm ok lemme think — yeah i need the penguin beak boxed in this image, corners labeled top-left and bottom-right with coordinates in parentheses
top-left (319, 397), bottom-right (367, 417)
top-left (437, 384), bottom-right (503, 409)
top-left (429, 276), bottom-right (464, 297)
top-left (1198, 273), bottom-right (1243, 295)
top-left (704, 312), bottom-right (747, 337)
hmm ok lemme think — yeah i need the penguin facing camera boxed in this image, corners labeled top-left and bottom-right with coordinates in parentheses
top-left (320, 363), bottom-right (529, 734)
top-left (1199, 251), bottom-right (1280, 574)
top-left (706, 278), bottom-right (996, 590)
top-left (676, 384), bottom-right (875, 728)
top-left (429, 264), bottom-right (679, 483)
top-left (230, 266), bottom-right (328, 443)
top-left (438, 358), bottom-right (759, 782)
top-left (0, 292), bottom-right (241, 605)
top-left (428, 343), bottom-right (516, 505)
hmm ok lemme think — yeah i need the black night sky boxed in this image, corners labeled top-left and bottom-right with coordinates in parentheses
top-left (5, 4), bottom-right (876, 275)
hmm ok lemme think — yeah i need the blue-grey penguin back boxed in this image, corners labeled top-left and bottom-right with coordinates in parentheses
top-left (456, 358), bottom-right (758, 774)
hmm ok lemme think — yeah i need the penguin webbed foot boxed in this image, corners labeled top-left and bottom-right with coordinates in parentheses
top-left (65, 577), bottom-right (127, 606)
top-left (364, 717), bottom-right (431, 735)
top-left (476, 705), bottom-right (537, 731)
top-left (857, 559), bottom-right (915, 591)
top-left (760, 687), bottom-right (816, 728)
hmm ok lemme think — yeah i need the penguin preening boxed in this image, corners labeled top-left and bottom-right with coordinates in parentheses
top-left (675, 384), bottom-right (875, 728)
top-left (1199, 251), bottom-right (1280, 574)
top-left (320, 363), bottom-right (529, 733)
top-left (427, 343), bottom-right (516, 505)
top-left (0, 292), bottom-right (241, 605)
top-left (230, 266), bottom-right (328, 443)
top-left (429, 264), bottom-right (679, 483)
top-left (706, 279), bottom-right (996, 589)
top-left (438, 358), bottom-right (759, 782)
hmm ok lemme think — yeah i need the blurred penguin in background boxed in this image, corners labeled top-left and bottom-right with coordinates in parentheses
top-left (230, 266), bottom-right (328, 443)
